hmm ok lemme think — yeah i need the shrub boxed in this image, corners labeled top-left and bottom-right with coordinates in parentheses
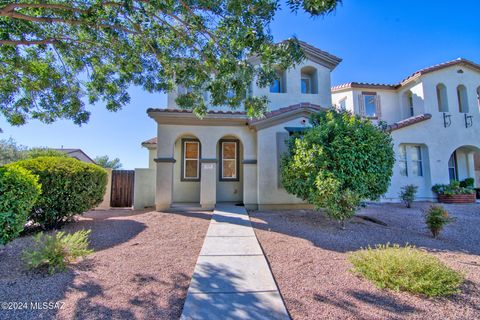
top-left (432, 181), bottom-right (475, 195)
top-left (0, 165), bottom-right (41, 244)
top-left (25, 148), bottom-right (68, 159)
top-left (399, 184), bottom-right (418, 208)
top-left (281, 110), bottom-right (395, 227)
top-left (23, 230), bottom-right (93, 274)
top-left (425, 205), bottom-right (452, 238)
top-left (348, 244), bottom-right (463, 297)
top-left (459, 178), bottom-right (475, 188)
top-left (13, 157), bottom-right (107, 229)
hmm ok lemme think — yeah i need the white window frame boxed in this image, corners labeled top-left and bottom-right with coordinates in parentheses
top-left (411, 146), bottom-right (423, 177)
top-left (398, 145), bottom-right (408, 176)
top-left (362, 93), bottom-right (378, 118)
top-left (220, 140), bottom-right (238, 180)
top-left (338, 98), bottom-right (347, 111)
top-left (183, 140), bottom-right (200, 180)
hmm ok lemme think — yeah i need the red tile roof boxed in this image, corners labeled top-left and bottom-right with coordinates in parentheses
top-left (332, 58), bottom-right (480, 92)
top-left (386, 114), bottom-right (432, 132)
top-left (146, 108), bottom-right (246, 115)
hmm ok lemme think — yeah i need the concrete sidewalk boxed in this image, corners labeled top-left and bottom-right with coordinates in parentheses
top-left (181, 204), bottom-right (290, 320)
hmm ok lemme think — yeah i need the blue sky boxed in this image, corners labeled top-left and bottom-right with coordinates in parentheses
top-left (1, 0), bottom-right (479, 169)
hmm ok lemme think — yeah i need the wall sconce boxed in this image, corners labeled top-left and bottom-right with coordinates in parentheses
top-left (465, 113), bottom-right (473, 128)
top-left (443, 113), bottom-right (451, 128)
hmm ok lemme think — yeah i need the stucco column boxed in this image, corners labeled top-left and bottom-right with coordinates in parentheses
top-left (467, 152), bottom-right (476, 186)
top-left (243, 160), bottom-right (258, 209)
top-left (155, 159), bottom-right (174, 210)
top-left (200, 159), bottom-right (217, 209)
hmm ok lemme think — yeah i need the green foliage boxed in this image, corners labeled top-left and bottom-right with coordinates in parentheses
top-left (23, 230), bottom-right (93, 274)
top-left (348, 244), bottom-right (463, 297)
top-left (0, 1), bottom-right (341, 125)
top-left (94, 155), bottom-right (122, 169)
top-left (0, 165), bottom-right (41, 244)
top-left (25, 148), bottom-right (68, 159)
top-left (432, 181), bottom-right (475, 195)
top-left (0, 138), bottom-right (27, 165)
top-left (399, 184), bottom-right (418, 208)
top-left (459, 178), bottom-right (475, 188)
top-left (281, 110), bottom-right (395, 225)
top-left (13, 157), bottom-right (107, 229)
top-left (425, 205), bottom-right (452, 238)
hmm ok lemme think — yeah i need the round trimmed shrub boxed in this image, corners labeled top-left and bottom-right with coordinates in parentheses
top-left (14, 157), bottom-right (107, 229)
top-left (0, 165), bottom-right (41, 244)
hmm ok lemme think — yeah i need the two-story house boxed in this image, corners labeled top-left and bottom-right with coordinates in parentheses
top-left (135, 42), bottom-right (480, 210)
top-left (332, 58), bottom-right (480, 201)
top-left (136, 41), bottom-right (342, 210)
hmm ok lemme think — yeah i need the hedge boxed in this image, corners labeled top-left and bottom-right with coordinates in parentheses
top-left (13, 157), bottom-right (107, 229)
top-left (0, 165), bottom-right (41, 244)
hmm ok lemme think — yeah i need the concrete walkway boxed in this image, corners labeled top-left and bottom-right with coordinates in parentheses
top-left (181, 204), bottom-right (290, 320)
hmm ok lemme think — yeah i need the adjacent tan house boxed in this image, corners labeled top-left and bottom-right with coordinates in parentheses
top-left (54, 148), bottom-right (97, 164)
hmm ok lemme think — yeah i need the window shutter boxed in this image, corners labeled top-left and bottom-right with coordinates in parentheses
top-left (375, 95), bottom-right (382, 119)
top-left (358, 94), bottom-right (365, 116)
top-left (276, 132), bottom-right (290, 188)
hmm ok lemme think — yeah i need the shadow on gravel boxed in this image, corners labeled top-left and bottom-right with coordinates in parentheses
top-left (250, 203), bottom-right (480, 256)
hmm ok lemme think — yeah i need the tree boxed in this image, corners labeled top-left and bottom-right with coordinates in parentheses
top-left (281, 110), bottom-right (395, 228)
top-left (26, 147), bottom-right (69, 158)
top-left (94, 155), bottom-right (122, 169)
top-left (0, 1), bottom-right (341, 125)
top-left (0, 138), bottom-right (27, 165)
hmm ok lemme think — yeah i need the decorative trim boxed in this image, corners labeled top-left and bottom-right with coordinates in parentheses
top-left (181, 138), bottom-right (201, 182)
top-left (200, 158), bottom-right (218, 163)
top-left (243, 159), bottom-right (257, 164)
top-left (219, 139), bottom-right (240, 182)
top-left (154, 157), bottom-right (176, 163)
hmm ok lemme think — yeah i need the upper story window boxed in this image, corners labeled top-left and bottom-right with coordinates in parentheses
top-left (406, 91), bottom-right (414, 117)
top-left (436, 83), bottom-right (448, 112)
top-left (457, 85), bottom-right (469, 113)
top-left (477, 86), bottom-right (480, 112)
top-left (338, 98), bottom-right (347, 111)
top-left (359, 92), bottom-right (380, 118)
top-left (300, 66), bottom-right (318, 94)
top-left (182, 140), bottom-right (200, 181)
top-left (270, 70), bottom-right (286, 93)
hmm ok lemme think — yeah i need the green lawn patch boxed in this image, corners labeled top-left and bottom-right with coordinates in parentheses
top-left (348, 244), bottom-right (463, 297)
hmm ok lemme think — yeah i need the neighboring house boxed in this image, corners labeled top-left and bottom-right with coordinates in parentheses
top-left (332, 58), bottom-right (480, 201)
top-left (54, 148), bottom-right (97, 164)
top-left (136, 42), bottom-right (480, 210)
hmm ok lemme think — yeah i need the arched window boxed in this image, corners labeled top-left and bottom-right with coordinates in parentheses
top-left (270, 69), bottom-right (287, 93)
top-left (457, 85), bottom-right (469, 113)
top-left (405, 90), bottom-right (414, 117)
top-left (436, 84), bottom-right (448, 112)
top-left (300, 66), bottom-right (318, 94)
top-left (476, 86), bottom-right (480, 112)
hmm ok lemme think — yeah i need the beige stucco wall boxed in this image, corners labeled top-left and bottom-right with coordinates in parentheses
top-left (95, 168), bottom-right (112, 210)
top-left (133, 168), bottom-right (156, 210)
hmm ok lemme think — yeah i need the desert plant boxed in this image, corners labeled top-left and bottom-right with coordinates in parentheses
top-left (425, 205), bottom-right (452, 238)
top-left (13, 157), bottom-right (107, 229)
top-left (348, 244), bottom-right (463, 297)
top-left (23, 230), bottom-right (93, 274)
top-left (0, 165), bottom-right (41, 244)
top-left (432, 181), bottom-right (475, 195)
top-left (281, 110), bottom-right (395, 227)
top-left (399, 185), bottom-right (418, 208)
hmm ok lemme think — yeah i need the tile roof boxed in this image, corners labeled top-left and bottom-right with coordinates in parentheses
top-left (332, 58), bottom-right (480, 92)
top-left (386, 113), bottom-right (432, 132)
top-left (146, 108), bottom-right (246, 115)
top-left (141, 137), bottom-right (157, 146)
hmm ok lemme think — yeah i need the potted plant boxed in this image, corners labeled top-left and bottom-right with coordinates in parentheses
top-left (432, 180), bottom-right (476, 204)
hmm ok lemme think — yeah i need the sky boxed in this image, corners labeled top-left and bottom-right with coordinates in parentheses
top-left (1, 0), bottom-right (479, 169)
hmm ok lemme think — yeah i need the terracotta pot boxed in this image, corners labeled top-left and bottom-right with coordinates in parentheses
top-left (438, 193), bottom-right (476, 204)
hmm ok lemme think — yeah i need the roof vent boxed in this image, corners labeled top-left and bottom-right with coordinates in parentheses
top-left (457, 69), bottom-right (464, 73)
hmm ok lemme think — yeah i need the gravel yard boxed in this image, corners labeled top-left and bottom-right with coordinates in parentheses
top-left (251, 202), bottom-right (480, 320)
top-left (0, 209), bottom-right (211, 320)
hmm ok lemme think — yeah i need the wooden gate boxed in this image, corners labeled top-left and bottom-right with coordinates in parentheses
top-left (110, 170), bottom-right (135, 207)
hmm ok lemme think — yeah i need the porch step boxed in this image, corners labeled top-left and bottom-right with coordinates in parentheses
top-left (181, 204), bottom-right (290, 320)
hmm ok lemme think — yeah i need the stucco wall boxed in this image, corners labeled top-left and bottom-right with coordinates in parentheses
top-left (133, 168), bottom-right (156, 210)
top-left (95, 168), bottom-right (112, 210)
top-left (256, 116), bottom-right (311, 206)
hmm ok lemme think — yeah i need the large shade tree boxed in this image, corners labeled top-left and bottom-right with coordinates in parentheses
top-left (0, 0), bottom-right (341, 125)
